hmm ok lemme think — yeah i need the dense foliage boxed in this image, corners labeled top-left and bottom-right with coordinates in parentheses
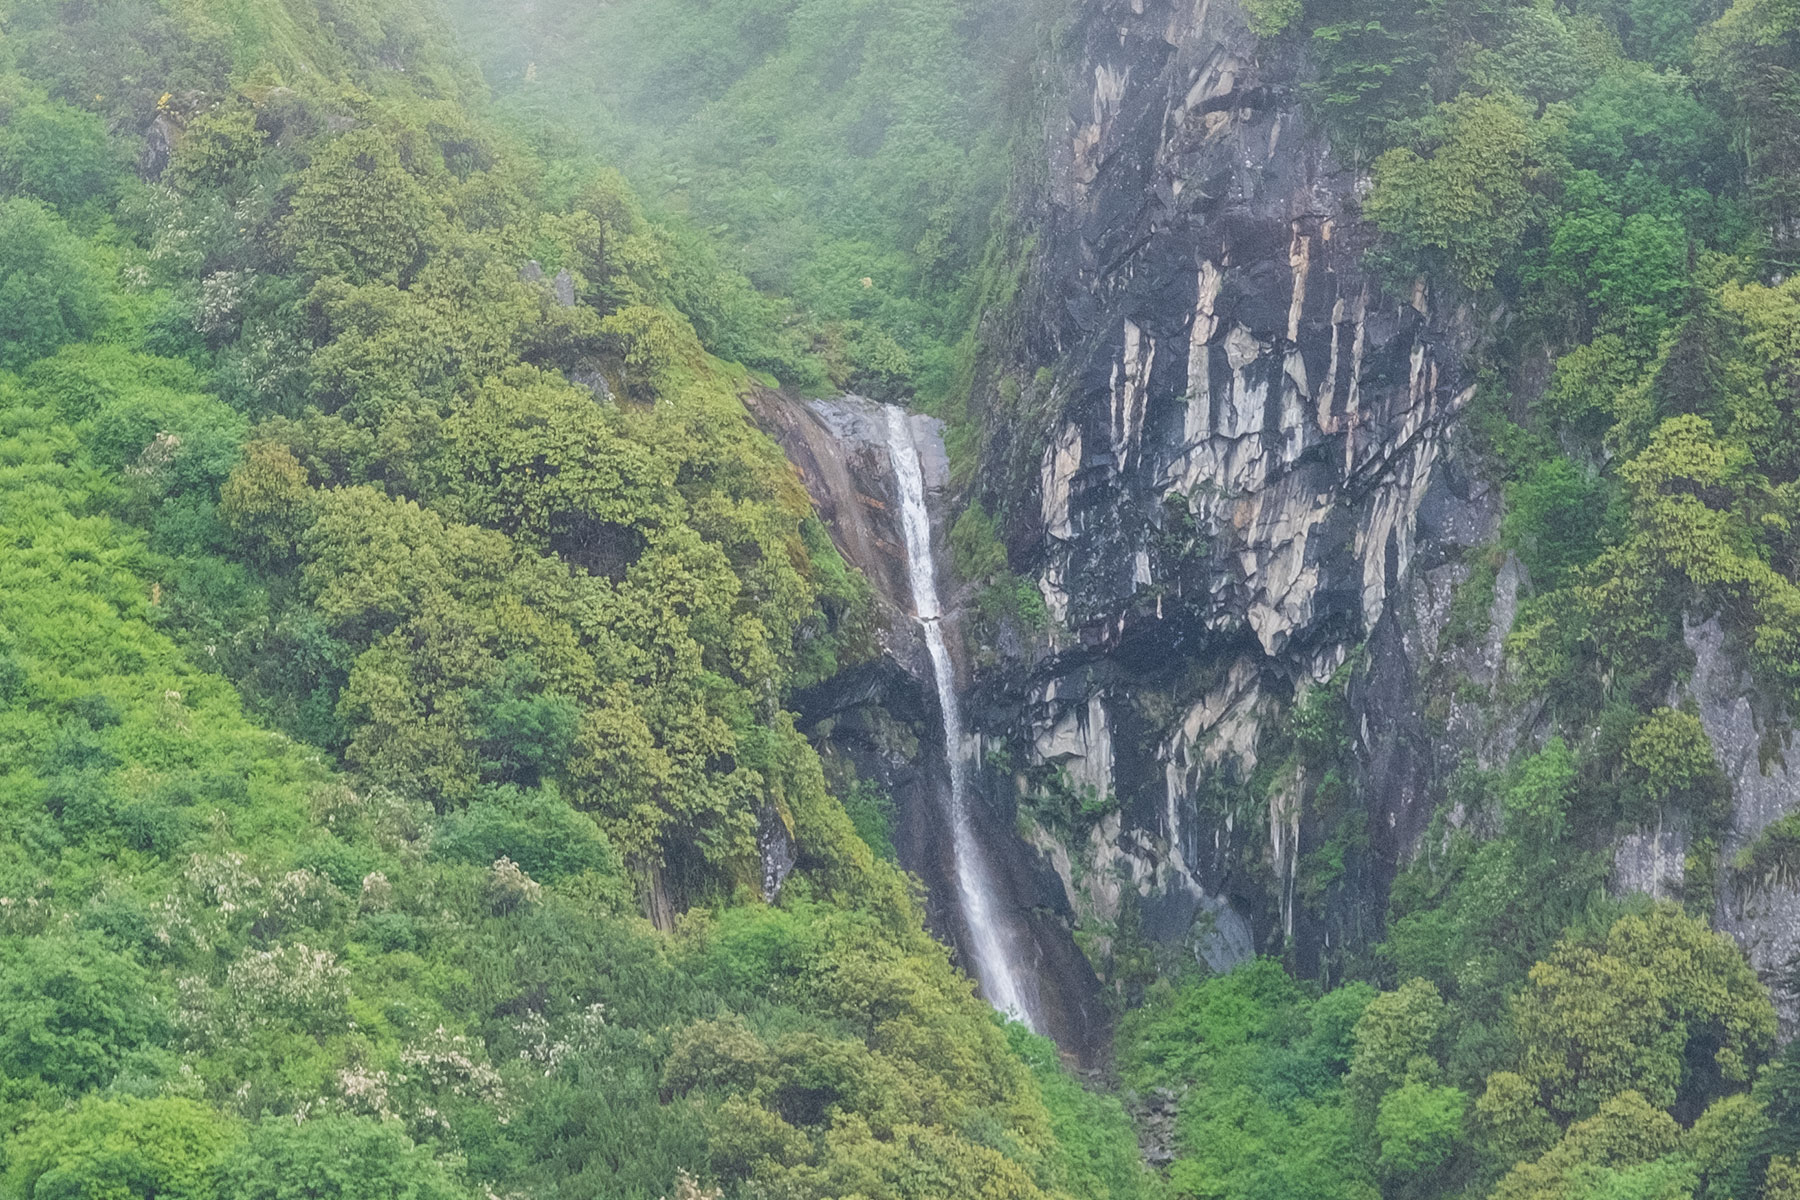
top-left (6, 0), bottom-right (1800, 1195)
top-left (0, 1), bottom-right (1153, 1196)
top-left (1124, 911), bottom-right (1785, 1200)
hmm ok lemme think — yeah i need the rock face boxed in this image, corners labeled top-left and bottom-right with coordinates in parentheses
top-left (961, 0), bottom-right (1493, 984)
top-left (1608, 617), bottom-right (1800, 1035)
top-left (955, 0), bottom-right (1800, 1023)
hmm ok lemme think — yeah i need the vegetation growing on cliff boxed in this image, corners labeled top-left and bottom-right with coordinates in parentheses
top-left (1106, 0), bottom-right (1800, 1197)
top-left (1309, 0), bottom-right (1800, 925)
top-left (1126, 910), bottom-right (1784, 1200)
top-left (7, 0), bottom-right (1800, 1195)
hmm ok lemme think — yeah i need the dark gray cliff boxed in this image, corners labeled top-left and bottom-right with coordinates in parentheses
top-left (959, 0), bottom-right (1800, 1022)
top-left (962, 0), bottom-right (1496, 985)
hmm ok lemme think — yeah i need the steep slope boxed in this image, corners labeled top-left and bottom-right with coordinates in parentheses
top-left (960, 0), bottom-right (1485, 982)
top-left (0, 1), bottom-right (1153, 1196)
top-left (958, 0), bottom-right (1800, 1021)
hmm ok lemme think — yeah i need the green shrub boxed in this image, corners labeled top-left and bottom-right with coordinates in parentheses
top-left (167, 105), bottom-right (266, 189)
top-left (434, 786), bottom-right (623, 882)
top-left (1364, 93), bottom-right (1539, 290)
top-left (950, 500), bottom-right (1008, 582)
top-left (1305, 0), bottom-right (1437, 149)
top-left (0, 198), bottom-right (110, 368)
top-left (215, 1116), bottom-right (467, 1200)
top-left (0, 89), bottom-right (122, 211)
top-left (0, 934), bottom-right (166, 1092)
top-left (1244, 0), bottom-right (1303, 37)
top-left (838, 776), bottom-right (897, 861)
top-left (6, 1097), bottom-right (238, 1200)
top-left (1502, 458), bottom-right (1612, 592)
top-left (1734, 811), bottom-right (1800, 887)
top-left (1376, 1082), bottom-right (1469, 1182)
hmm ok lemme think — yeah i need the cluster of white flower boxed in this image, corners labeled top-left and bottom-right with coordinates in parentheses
top-left (219, 942), bottom-right (350, 1033)
top-left (662, 1170), bottom-right (724, 1200)
top-left (195, 269), bottom-right (249, 337)
top-left (308, 783), bottom-right (361, 830)
top-left (486, 857), bottom-right (542, 914)
top-left (309, 783), bottom-right (430, 853)
top-left (184, 851), bottom-right (264, 914)
top-left (401, 1026), bottom-right (508, 1108)
top-left (335, 1063), bottom-right (399, 1122)
top-left (0, 894), bottom-right (47, 935)
top-left (150, 891), bottom-right (205, 950)
top-left (329, 1028), bottom-right (510, 1132)
top-left (360, 871), bottom-right (393, 912)
top-left (147, 195), bottom-right (204, 267)
top-left (175, 973), bottom-right (219, 1045)
top-left (164, 1061), bottom-right (206, 1100)
top-left (260, 868), bottom-right (346, 931)
top-left (514, 1003), bottom-right (607, 1076)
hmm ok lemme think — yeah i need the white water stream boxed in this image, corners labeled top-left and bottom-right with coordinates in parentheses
top-left (882, 405), bottom-right (1039, 1031)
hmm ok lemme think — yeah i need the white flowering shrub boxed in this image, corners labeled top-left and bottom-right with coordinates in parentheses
top-left (255, 868), bottom-right (348, 937)
top-left (219, 942), bottom-right (350, 1034)
top-left (485, 857), bottom-right (542, 914)
top-left (359, 871), bottom-right (393, 912)
top-left (335, 1063), bottom-right (398, 1121)
top-left (184, 851), bottom-right (264, 915)
top-left (332, 1028), bottom-right (509, 1133)
top-left (176, 851), bottom-right (274, 947)
top-left (402, 1027), bottom-right (507, 1107)
top-left (174, 973), bottom-right (219, 1046)
top-left (0, 893), bottom-right (51, 936)
top-left (515, 1003), bottom-right (607, 1076)
top-left (195, 269), bottom-right (249, 337)
top-left (662, 1171), bottom-right (723, 1200)
top-left (149, 892), bottom-right (207, 953)
top-left (310, 783), bottom-right (430, 854)
top-left (218, 320), bottom-right (310, 405)
top-left (125, 431), bottom-right (182, 478)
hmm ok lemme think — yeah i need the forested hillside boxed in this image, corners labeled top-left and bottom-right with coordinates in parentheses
top-left (0, 0), bottom-right (1149, 1196)
top-left (439, 0), bottom-right (1050, 403)
top-left (9, 0), bottom-right (1800, 1195)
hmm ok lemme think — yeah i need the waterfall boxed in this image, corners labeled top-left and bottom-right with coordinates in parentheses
top-left (882, 405), bottom-right (1040, 1031)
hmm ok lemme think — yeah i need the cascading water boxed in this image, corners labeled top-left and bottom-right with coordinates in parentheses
top-left (882, 404), bottom-right (1040, 1031)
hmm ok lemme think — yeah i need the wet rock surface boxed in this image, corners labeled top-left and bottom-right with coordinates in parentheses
top-left (969, 0), bottom-right (1800, 1027)
top-left (1129, 1086), bottom-right (1182, 1168)
top-left (1662, 618), bottom-right (1800, 1033)
top-left (754, 390), bottom-right (1108, 1060)
top-left (963, 0), bottom-right (1489, 982)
